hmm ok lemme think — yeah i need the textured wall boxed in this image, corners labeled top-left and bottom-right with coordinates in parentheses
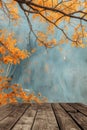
top-left (1, 8), bottom-right (87, 103)
top-left (11, 43), bottom-right (87, 103)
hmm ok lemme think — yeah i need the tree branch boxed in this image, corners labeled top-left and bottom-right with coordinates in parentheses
top-left (15, 0), bottom-right (87, 22)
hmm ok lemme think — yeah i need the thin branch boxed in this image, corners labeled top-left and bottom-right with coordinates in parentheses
top-left (15, 0), bottom-right (87, 22)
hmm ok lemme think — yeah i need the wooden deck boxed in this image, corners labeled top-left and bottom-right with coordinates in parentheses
top-left (0, 103), bottom-right (87, 130)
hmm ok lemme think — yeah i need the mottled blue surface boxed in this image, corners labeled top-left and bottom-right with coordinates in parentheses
top-left (12, 44), bottom-right (87, 103)
top-left (1, 8), bottom-right (87, 103)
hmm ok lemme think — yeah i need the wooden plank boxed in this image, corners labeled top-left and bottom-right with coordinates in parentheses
top-left (69, 112), bottom-right (87, 130)
top-left (69, 103), bottom-right (87, 116)
top-left (0, 104), bottom-right (18, 121)
top-left (0, 104), bottom-right (13, 121)
top-left (74, 103), bottom-right (87, 108)
top-left (52, 103), bottom-right (81, 130)
top-left (60, 103), bottom-right (77, 113)
top-left (12, 104), bottom-right (38, 130)
top-left (0, 103), bottom-right (29, 130)
top-left (0, 104), bottom-right (10, 111)
top-left (32, 103), bottom-right (59, 130)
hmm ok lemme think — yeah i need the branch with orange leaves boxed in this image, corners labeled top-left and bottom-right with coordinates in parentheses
top-left (0, 0), bottom-right (87, 48)
top-left (16, 0), bottom-right (87, 48)
top-left (15, 0), bottom-right (87, 22)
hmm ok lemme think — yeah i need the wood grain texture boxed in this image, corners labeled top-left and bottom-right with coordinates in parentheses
top-left (60, 103), bottom-right (87, 129)
top-left (0, 103), bottom-right (29, 130)
top-left (32, 103), bottom-right (59, 130)
top-left (69, 103), bottom-right (87, 116)
top-left (0, 104), bottom-right (14, 121)
top-left (12, 104), bottom-right (37, 130)
top-left (69, 112), bottom-right (87, 130)
top-left (52, 103), bottom-right (81, 130)
top-left (0, 103), bottom-right (87, 130)
top-left (60, 103), bottom-right (77, 113)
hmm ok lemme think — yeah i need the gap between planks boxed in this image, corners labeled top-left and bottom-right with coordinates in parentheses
top-left (52, 103), bottom-right (81, 130)
top-left (0, 103), bottom-right (30, 130)
top-left (0, 103), bottom-right (87, 130)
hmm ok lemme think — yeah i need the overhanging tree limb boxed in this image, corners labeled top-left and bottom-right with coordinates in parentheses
top-left (15, 0), bottom-right (87, 22)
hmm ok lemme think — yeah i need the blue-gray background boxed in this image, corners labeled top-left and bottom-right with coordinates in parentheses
top-left (1, 7), bottom-right (87, 103)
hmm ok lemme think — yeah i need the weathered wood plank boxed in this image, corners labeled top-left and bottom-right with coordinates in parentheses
top-left (12, 104), bottom-right (37, 130)
top-left (60, 103), bottom-right (77, 113)
top-left (0, 103), bottom-right (87, 130)
top-left (32, 103), bottom-right (59, 130)
top-left (69, 103), bottom-right (87, 116)
top-left (0, 104), bottom-right (23, 121)
top-left (69, 112), bottom-right (87, 130)
top-left (0, 104), bottom-right (14, 121)
top-left (52, 103), bottom-right (81, 130)
top-left (61, 103), bottom-right (87, 129)
top-left (74, 103), bottom-right (87, 108)
top-left (0, 103), bottom-right (29, 130)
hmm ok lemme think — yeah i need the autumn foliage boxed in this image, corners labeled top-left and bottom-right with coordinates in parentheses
top-left (0, 30), bottom-right (42, 105)
top-left (0, 0), bottom-right (87, 105)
